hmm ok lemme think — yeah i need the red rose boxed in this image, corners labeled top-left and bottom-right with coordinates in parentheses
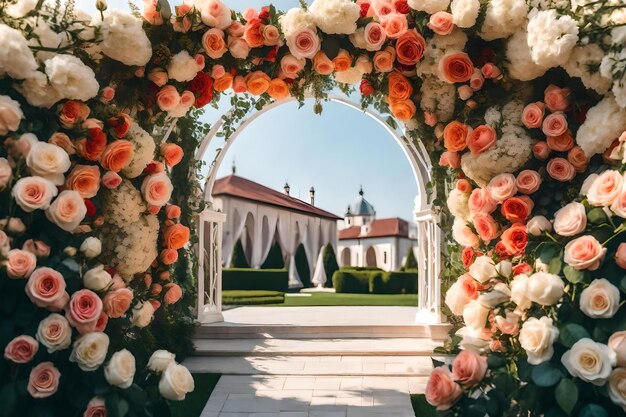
top-left (107, 113), bottom-right (132, 138)
top-left (501, 196), bottom-right (534, 223)
top-left (360, 79), bottom-right (374, 96)
top-left (265, 47), bottom-right (277, 62)
top-left (513, 262), bottom-right (533, 275)
top-left (76, 128), bottom-right (107, 161)
top-left (360, 3), bottom-right (370, 17)
top-left (84, 199), bottom-right (96, 218)
top-left (189, 72), bottom-right (214, 108)
top-left (394, 0), bottom-right (411, 13)
top-left (259, 6), bottom-right (270, 20)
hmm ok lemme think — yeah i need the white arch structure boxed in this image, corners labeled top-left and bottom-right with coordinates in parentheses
top-left (195, 95), bottom-right (443, 324)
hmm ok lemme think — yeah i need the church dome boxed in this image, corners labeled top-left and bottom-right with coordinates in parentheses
top-left (349, 187), bottom-right (375, 216)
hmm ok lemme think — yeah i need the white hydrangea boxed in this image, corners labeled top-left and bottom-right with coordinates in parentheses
top-left (167, 51), bottom-right (203, 82)
top-left (0, 24), bottom-right (38, 80)
top-left (447, 189), bottom-right (470, 220)
top-left (484, 107), bottom-right (502, 127)
top-left (15, 72), bottom-right (63, 108)
top-left (280, 8), bottom-right (316, 38)
top-left (408, 0), bottom-right (451, 14)
top-left (100, 180), bottom-right (159, 281)
top-left (562, 45), bottom-right (612, 94)
top-left (420, 76), bottom-right (457, 122)
top-left (309, 0), bottom-right (360, 35)
top-left (600, 50), bottom-right (626, 108)
top-left (122, 123), bottom-right (156, 178)
top-left (416, 29), bottom-right (468, 78)
top-left (450, 0), bottom-right (481, 28)
top-left (44, 55), bottom-right (99, 102)
top-left (526, 9), bottom-right (578, 68)
top-left (505, 30), bottom-right (549, 81)
top-left (5, 0), bottom-right (38, 17)
top-left (479, 0), bottom-right (528, 41)
top-left (528, 0), bottom-right (572, 9)
top-left (576, 95), bottom-right (626, 157)
top-left (100, 10), bottom-right (152, 66)
top-left (26, 18), bottom-right (66, 62)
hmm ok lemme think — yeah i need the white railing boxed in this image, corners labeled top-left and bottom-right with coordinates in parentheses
top-left (197, 208), bottom-right (226, 323)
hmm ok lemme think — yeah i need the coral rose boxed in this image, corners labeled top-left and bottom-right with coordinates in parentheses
top-left (395, 29), bottom-right (425, 66)
top-left (108, 113), bottom-right (132, 138)
top-left (547, 130), bottom-right (574, 152)
top-left (439, 151), bottom-right (461, 169)
top-left (164, 283), bottom-right (183, 304)
top-left (333, 50), bottom-right (352, 72)
top-left (567, 146), bottom-right (588, 173)
top-left (387, 72), bottom-right (413, 104)
top-left (312, 51), bottom-right (334, 75)
top-left (6, 249), bottom-right (37, 279)
top-left (165, 204), bottom-right (181, 219)
top-left (160, 249), bottom-right (179, 265)
top-left (281, 55), bottom-right (306, 78)
top-left (141, 173), bottom-right (173, 206)
top-left (65, 165), bottom-right (101, 199)
top-left (456, 179), bottom-right (472, 194)
top-left (102, 171), bottom-right (122, 189)
top-left (382, 13), bottom-right (409, 38)
top-left (468, 187), bottom-right (497, 215)
top-left (389, 99), bottom-right (416, 121)
top-left (473, 212), bottom-right (499, 242)
top-left (156, 86), bottom-right (181, 112)
top-left (103, 288), bottom-right (134, 318)
top-left (263, 25), bottom-right (280, 46)
top-left (547, 157), bottom-right (575, 182)
top-left (4, 335), bottom-right (39, 363)
top-left (28, 362), bottom-right (60, 398)
top-left (443, 121), bottom-right (469, 152)
top-left (246, 71), bottom-right (271, 96)
top-left (452, 350), bottom-right (487, 386)
top-left (500, 223), bottom-right (528, 256)
top-left (100, 140), bottom-right (134, 173)
top-left (439, 52), bottom-right (474, 83)
top-left (66, 289), bottom-right (103, 334)
top-left (501, 196), bottom-right (534, 223)
top-left (428, 11), bottom-right (454, 35)
top-left (213, 73), bottom-right (234, 92)
top-left (425, 366), bottom-right (463, 410)
top-left (532, 141), bottom-right (550, 161)
top-left (466, 125), bottom-right (496, 154)
top-left (586, 170), bottom-right (623, 207)
top-left (267, 78), bottom-right (290, 100)
top-left (516, 170), bottom-right (542, 194)
top-left (164, 224), bottom-right (190, 250)
top-left (243, 18), bottom-right (264, 48)
top-left (564, 235), bottom-right (607, 271)
top-left (161, 143), bottom-right (184, 167)
top-left (521, 102), bottom-right (545, 129)
top-left (542, 112), bottom-right (568, 137)
top-left (544, 84), bottom-right (570, 112)
top-left (373, 46), bottom-right (395, 72)
top-left (148, 68), bottom-right (168, 87)
top-left (233, 75), bottom-right (247, 93)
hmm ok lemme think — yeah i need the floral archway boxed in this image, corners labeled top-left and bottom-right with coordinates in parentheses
top-left (0, 0), bottom-right (626, 416)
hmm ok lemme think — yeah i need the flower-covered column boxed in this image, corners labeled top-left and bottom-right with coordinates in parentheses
top-left (414, 207), bottom-right (443, 324)
top-left (197, 208), bottom-right (227, 323)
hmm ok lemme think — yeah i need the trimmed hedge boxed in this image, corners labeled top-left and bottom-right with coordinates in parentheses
top-left (230, 239), bottom-right (250, 268)
top-left (262, 240), bottom-right (284, 269)
top-left (322, 244), bottom-right (339, 287)
top-left (332, 270), bottom-right (418, 294)
top-left (339, 266), bottom-right (383, 271)
top-left (222, 268), bottom-right (289, 292)
top-left (222, 290), bottom-right (285, 305)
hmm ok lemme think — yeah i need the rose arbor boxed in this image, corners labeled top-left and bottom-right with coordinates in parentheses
top-left (1, 0), bottom-right (626, 416)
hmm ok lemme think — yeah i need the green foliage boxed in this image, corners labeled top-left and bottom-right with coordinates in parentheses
top-left (322, 244), bottom-right (339, 287)
top-left (261, 240), bottom-right (285, 269)
top-left (230, 239), bottom-right (250, 268)
top-left (332, 270), bottom-right (418, 294)
top-left (295, 243), bottom-right (311, 287)
top-left (169, 374), bottom-right (220, 417)
top-left (222, 268), bottom-right (289, 292)
top-left (223, 290), bottom-right (285, 305)
top-left (403, 246), bottom-right (418, 270)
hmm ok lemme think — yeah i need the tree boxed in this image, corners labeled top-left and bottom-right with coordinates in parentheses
top-left (322, 244), bottom-right (339, 287)
top-left (295, 243), bottom-right (310, 287)
top-left (230, 239), bottom-right (250, 268)
top-left (403, 246), bottom-right (418, 270)
top-left (261, 240), bottom-right (285, 269)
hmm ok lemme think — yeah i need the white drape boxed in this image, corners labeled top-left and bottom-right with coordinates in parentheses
top-left (251, 214), bottom-right (278, 268)
top-left (311, 249), bottom-right (327, 287)
top-left (277, 215), bottom-right (302, 288)
top-left (223, 209), bottom-right (248, 267)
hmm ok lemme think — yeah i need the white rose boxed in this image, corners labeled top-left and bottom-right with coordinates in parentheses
top-left (608, 368), bottom-right (626, 411)
top-left (562, 338), bottom-right (616, 385)
top-left (26, 142), bottom-right (71, 185)
top-left (11, 176), bottom-right (58, 212)
top-left (462, 299), bottom-right (490, 331)
top-left (580, 173), bottom-right (599, 196)
top-left (478, 283), bottom-right (511, 308)
top-left (553, 202), bottom-right (587, 236)
top-left (46, 190), bottom-right (87, 232)
top-left (70, 332), bottom-right (110, 371)
top-left (0, 24), bottom-right (38, 80)
top-left (16, 71), bottom-right (63, 108)
top-left (452, 218), bottom-right (479, 247)
top-left (44, 54), bottom-right (99, 102)
top-left (519, 316), bottom-right (559, 365)
top-left (495, 260), bottom-right (512, 278)
top-left (159, 362), bottom-right (195, 401)
top-left (580, 278), bottom-right (621, 319)
top-left (469, 256), bottom-right (498, 283)
top-left (83, 264), bottom-right (112, 291)
top-left (148, 350), bottom-right (176, 373)
top-left (447, 188), bottom-right (470, 220)
top-left (527, 272), bottom-right (564, 306)
top-left (131, 301), bottom-right (155, 328)
top-left (456, 326), bottom-right (490, 353)
top-left (0, 95), bottom-right (24, 135)
top-left (527, 215), bottom-right (552, 236)
top-left (309, 0), bottom-right (360, 35)
top-left (105, 349), bottom-right (136, 389)
top-left (445, 279), bottom-right (472, 316)
top-left (36, 313), bottom-right (72, 353)
top-left (334, 67), bottom-right (363, 85)
top-left (80, 237), bottom-right (102, 258)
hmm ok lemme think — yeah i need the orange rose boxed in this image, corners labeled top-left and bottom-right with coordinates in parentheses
top-left (390, 99), bottom-right (416, 121)
top-left (466, 125), bottom-right (496, 154)
top-left (246, 71), bottom-right (271, 96)
top-left (267, 79), bottom-right (290, 100)
top-left (313, 52), bottom-right (334, 75)
top-left (160, 249), bottom-right (179, 265)
top-left (100, 140), bottom-right (133, 172)
top-left (395, 29), bottom-right (425, 66)
top-left (333, 50), bottom-right (352, 72)
top-left (567, 146), bottom-right (588, 173)
top-left (547, 130), bottom-right (574, 152)
top-left (387, 72), bottom-right (413, 104)
top-left (214, 73), bottom-right (234, 92)
top-left (443, 121), bottom-right (470, 152)
top-left (163, 224), bottom-right (190, 250)
top-left (107, 113), bottom-right (132, 138)
top-left (160, 143), bottom-right (184, 167)
top-left (439, 52), bottom-right (474, 84)
top-left (243, 18), bottom-right (265, 48)
top-left (500, 223), bottom-right (528, 256)
top-left (501, 196), bottom-right (534, 223)
top-left (65, 165), bottom-right (100, 199)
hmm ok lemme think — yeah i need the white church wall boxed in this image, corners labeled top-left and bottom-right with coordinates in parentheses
top-left (338, 235), bottom-right (417, 272)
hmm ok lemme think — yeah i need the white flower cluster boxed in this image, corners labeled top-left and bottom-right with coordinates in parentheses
top-left (505, 30), bottom-right (549, 81)
top-left (420, 76), bottom-right (457, 123)
top-left (447, 188), bottom-right (470, 220)
top-left (45, 55), bottom-right (100, 102)
top-left (309, 0), bottom-right (360, 35)
top-left (167, 51), bottom-right (203, 82)
top-left (122, 123), bottom-right (156, 179)
top-left (100, 180), bottom-right (159, 281)
top-left (479, 0), bottom-right (528, 41)
top-left (416, 29), bottom-right (468, 79)
top-left (562, 45), bottom-right (612, 94)
top-left (280, 8), bottom-right (316, 38)
top-left (526, 9), bottom-right (578, 68)
top-left (576, 95), bottom-right (626, 156)
top-left (408, 0), bottom-right (451, 14)
top-left (100, 10), bottom-right (152, 66)
top-left (450, 0), bottom-right (481, 28)
top-left (600, 46), bottom-right (626, 108)
top-left (528, 0), bottom-right (572, 10)
top-left (461, 101), bottom-right (532, 185)
top-left (26, 17), bottom-right (66, 63)
top-left (0, 24), bottom-right (38, 80)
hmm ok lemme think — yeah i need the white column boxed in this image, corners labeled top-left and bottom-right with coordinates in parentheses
top-left (413, 207), bottom-right (443, 324)
top-left (197, 208), bottom-right (227, 324)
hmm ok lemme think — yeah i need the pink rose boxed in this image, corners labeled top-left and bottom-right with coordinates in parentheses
top-left (609, 331), bottom-right (626, 367)
top-left (568, 146), bottom-right (589, 173)
top-left (280, 55), bottom-right (306, 79)
top-left (533, 141), bottom-right (550, 161)
top-left (6, 249), bottom-right (37, 279)
top-left (141, 173), bottom-right (173, 206)
top-left (615, 243), bottom-right (626, 270)
top-left (202, 28), bottom-right (227, 59)
top-left (11, 176), bottom-right (58, 212)
top-left (362, 22), bottom-right (385, 52)
top-left (424, 112), bottom-right (437, 127)
top-left (263, 25), bottom-right (280, 46)
top-left (586, 170), bottom-right (623, 207)
top-left (425, 366), bottom-right (463, 410)
top-left (487, 173), bottom-right (517, 203)
top-left (547, 131), bottom-right (574, 152)
top-left (163, 283), bottom-right (183, 304)
top-left (456, 179), bottom-right (472, 194)
top-left (611, 191), bottom-right (626, 218)
top-left (439, 151), bottom-right (460, 168)
top-left (373, 46), bottom-right (395, 73)
top-left (148, 68), bottom-right (169, 87)
top-left (495, 311), bottom-right (520, 335)
top-left (23, 239), bottom-right (51, 258)
top-left (143, 0), bottom-right (163, 25)
top-left (242, 7), bottom-right (258, 21)
top-left (211, 64), bottom-right (226, 79)
top-left (544, 84), bottom-right (570, 112)
top-left (553, 202), bottom-right (587, 237)
top-left (458, 85), bottom-right (473, 100)
top-left (102, 171), bottom-right (123, 189)
top-left (516, 170), bottom-right (542, 194)
top-left (469, 69), bottom-right (484, 91)
top-left (95, 311), bottom-right (108, 332)
top-left (286, 28), bottom-right (321, 60)
top-left (27, 362), bottom-right (61, 398)
top-left (45, 190), bottom-right (87, 232)
top-left (26, 267), bottom-right (69, 311)
top-left (49, 132), bottom-right (75, 155)
top-left (467, 125), bottom-right (496, 154)
top-left (522, 102), bottom-right (545, 129)
top-left (547, 158), bottom-right (575, 182)
top-left (468, 188), bottom-right (497, 215)
top-left (481, 63), bottom-right (501, 79)
top-left (156, 86), bottom-right (181, 112)
top-left (227, 21), bottom-right (245, 37)
top-left (199, 0), bottom-right (232, 29)
top-left (84, 397), bottom-right (107, 417)
top-left (228, 37), bottom-right (250, 59)
top-left (542, 112), bottom-right (568, 137)
top-left (372, 0), bottom-right (395, 18)
top-left (473, 212), bottom-right (500, 242)
top-left (103, 288), bottom-right (134, 318)
top-left (4, 335), bottom-right (39, 363)
top-left (100, 86), bottom-right (115, 103)
top-left (66, 289), bottom-right (103, 334)
top-left (382, 13), bottom-right (408, 39)
top-left (564, 235), bottom-right (607, 271)
top-left (180, 90), bottom-right (195, 107)
top-left (428, 11), bottom-right (454, 35)
top-left (452, 350), bottom-right (487, 385)
top-left (233, 75), bottom-right (247, 93)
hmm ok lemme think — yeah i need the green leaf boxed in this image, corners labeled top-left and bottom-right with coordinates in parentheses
top-left (563, 265), bottom-right (585, 283)
top-left (106, 393), bottom-right (129, 417)
top-left (0, 384), bottom-right (17, 417)
top-left (321, 37), bottom-right (340, 60)
top-left (580, 404), bottom-right (608, 417)
top-left (559, 323), bottom-right (591, 348)
top-left (487, 354), bottom-right (506, 369)
top-left (620, 276), bottom-right (626, 293)
top-left (587, 208), bottom-right (608, 225)
top-left (549, 256), bottom-right (563, 274)
top-left (540, 245), bottom-right (558, 264)
top-left (555, 378), bottom-right (578, 415)
top-left (157, 0), bottom-right (172, 19)
top-left (531, 362), bottom-right (563, 387)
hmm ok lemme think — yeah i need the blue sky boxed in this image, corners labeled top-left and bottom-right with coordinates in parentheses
top-left (76, 0), bottom-right (419, 220)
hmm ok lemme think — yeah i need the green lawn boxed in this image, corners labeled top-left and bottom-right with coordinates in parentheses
top-left (223, 291), bottom-right (418, 306)
top-left (169, 374), bottom-right (220, 417)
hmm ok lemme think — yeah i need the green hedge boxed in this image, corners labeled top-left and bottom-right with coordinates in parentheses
top-left (339, 266), bottom-right (383, 271)
top-left (222, 268), bottom-right (288, 292)
top-left (222, 290), bottom-right (285, 305)
top-left (322, 244), bottom-right (339, 287)
top-left (332, 270), bottom-right (418, 294)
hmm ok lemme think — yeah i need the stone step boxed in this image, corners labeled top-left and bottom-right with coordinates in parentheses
top-left (183, 355), bottom-right (440, 376)
top-left (193, 337), bottom-right (441, 357)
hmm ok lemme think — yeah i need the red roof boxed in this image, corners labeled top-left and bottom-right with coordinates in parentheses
top-left (338, 218), bottom-right (410, 240)
top-left (213, 175), bottom-right (342, 220)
